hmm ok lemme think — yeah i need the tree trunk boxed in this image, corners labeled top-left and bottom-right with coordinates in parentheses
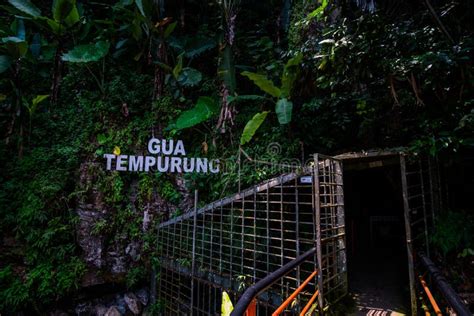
top-left (217, 1), bottom-right (238, 133)
top-left (51, 40), bottom-right (63, 105)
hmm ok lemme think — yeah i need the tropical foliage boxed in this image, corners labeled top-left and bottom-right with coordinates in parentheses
top-left (0, 0), bottom-right (473, 313)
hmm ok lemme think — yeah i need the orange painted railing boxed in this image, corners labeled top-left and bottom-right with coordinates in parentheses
top-left (245, 299), bottom-right (257, 316)
top-left (419, 275), bottom-right (442, 315)
top-left (272, 270), bottom-right (318, 316)
top-left (299, 289), bottom-right (319, 316)
top-left (417, 252), bottom-right (470, 315)
top-left (232, 247), bottom-right (319, 316)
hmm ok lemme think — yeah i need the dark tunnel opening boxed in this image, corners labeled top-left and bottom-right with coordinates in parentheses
top-left (343, 161), bottom-right (410, 313)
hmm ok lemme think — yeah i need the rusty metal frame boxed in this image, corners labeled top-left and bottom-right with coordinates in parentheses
top-left (314, 154), bottom-right (347, 307)
top-left (156, 155), bottom-right (347, 314)
top-left (400, 154), bottom-right (442, 316)
top-left (400, 154), bottom-right (418, 316)
top-left (156, 150), bottom-right (450, 315)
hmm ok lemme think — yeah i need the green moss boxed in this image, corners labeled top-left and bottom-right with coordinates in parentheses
top-left (125, 266), bottom-right (146, 289)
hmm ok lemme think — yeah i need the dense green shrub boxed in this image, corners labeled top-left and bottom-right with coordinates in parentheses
top-left (430, 211), bottom-right (474, 257)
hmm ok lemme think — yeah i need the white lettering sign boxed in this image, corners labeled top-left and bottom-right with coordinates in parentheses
top-left (104, 139), bottom-right (219, 174)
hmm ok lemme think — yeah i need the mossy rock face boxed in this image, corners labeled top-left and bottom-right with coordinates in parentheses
top-left (75, 161), bottom-right (172, 287)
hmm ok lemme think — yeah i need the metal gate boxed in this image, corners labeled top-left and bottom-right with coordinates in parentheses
top-left (400, 154), bottom-right (442, 316)
top-left (156, 154), bottom-right (347, 314)
top-left (313, 154), bottom-right (347, 306)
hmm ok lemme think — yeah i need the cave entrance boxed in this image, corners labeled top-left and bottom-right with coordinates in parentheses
top-left (339, 152), bottom-right (411, 314)
top-left (154, 150), bottom-right (439, 314)
top-left (336, 151), bottom-right (441, 315)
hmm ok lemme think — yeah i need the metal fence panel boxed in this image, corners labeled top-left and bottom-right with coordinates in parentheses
top-left (156, 156), bottom-right (348, 314)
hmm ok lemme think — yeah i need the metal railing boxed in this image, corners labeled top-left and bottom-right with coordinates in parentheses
top-left (417, 252), bottom-right (471, 316)
top-left (231, 247), bottom-right (319, 316)
top-left (155, 154), bottom-right (347, 314)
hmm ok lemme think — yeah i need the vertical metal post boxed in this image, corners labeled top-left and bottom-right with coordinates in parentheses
top-left (427, 158), bottom-right (436, 228)
top-left (279, 176), bottom-right (285, 295)
top-left (190, 189), bottom-right (198, 312)
top-left (172, 214), bottom-right (177, 259)
top-left (400, 155), bottom-right (417, 316)
top-left (210, 204), bottom-right (214, 272)
top-left (313, 154), bottom-right (324, 310)
top-left (418, 159), bottom-right (430, 257)
top-left (150, 232), bottom-right (158, 306)
top-left (241, 191), bottom-right (245, 277)
top-left (230, 200), bottom-right (234, 275)
top-left (219, 204), bottom-right (223, 274)
top-left (253, 191), bottom-right (257, 286)
top-left (295, 178), bottom-right (301, 291)
top-left (335, 159), bottom-right (347, 295)
top-left (330, 159), bottom-right (337, 292)
top-left (201, 202), bottom-right (205, 270)
top-left (266, 187), bottom-right (270, 279)
top-left (238, 147), bottom-right (242, 193)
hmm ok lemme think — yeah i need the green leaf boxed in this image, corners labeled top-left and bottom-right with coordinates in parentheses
top-left (173, 53), bottom-right (183, 79)
top-left (46, 19), bottom-right (63, 35)
top-left (130, 16), bottom-right (143, 40)
top-left (164, 21), bottom-right (177, 38)
top-left (154, 61), bottom-right (172, 72)
top-left (241, 71), bottom-right (281, 98)
top-left (2, 37), bottom-right (28, 58)
top-left (8, 0), bottom-right (41, 17)
top-left (17, 19), bottom-right (25, 40)
top-left (185, 36), bottom-right (216, 58)
top-left (319, 39), bottom-right (335, 45)
top-left (32, 95), bottom-right (49, 107)
top-left (175, 96), bottom-right (218, 130)
top-left (0, 55), bottom-right (12, 73)
top-left (30, 33), bottom-right (41, 58)
top-left (135, 0), bottom-right (146, 17)
top-left (2, 36), bottom-right (24, 43)
top-left (240, 111), bottom-right (269, 145)
top-left (61, 41), bottom-right (110, 63)
top-left (281, 54), bottom-right (302, 97)
top-left (169, 35), bottom-right (216, 58)
top-left (285, 53), bottom-right (303, 68)
top-left (227, 95), bottom-right (266, 104)
top-left (177, 67), bottom-right (202, 87)
top-left (64, 4), bottom-right (80, 27)
top-left (275, 98), bottom-right (293, 124)
top-left (307, 0), bottom-right (328, 21)
top-left (53, 0), bottom-right (72, 21)
top-left (97, 134), bottom-right (107, 145)
top-left (29, 94), bottom-right (49, 115)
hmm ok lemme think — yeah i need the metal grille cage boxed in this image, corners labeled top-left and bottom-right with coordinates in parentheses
top-left (400, 154), bottom-right (442, 314)
top-left (156, 154), bottom-right (347, 315)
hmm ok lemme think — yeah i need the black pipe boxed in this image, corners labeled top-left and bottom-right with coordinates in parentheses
top-left (231, 247), bottom-right (318, 316)
top-left (418, 252), bottom-right (471, 316)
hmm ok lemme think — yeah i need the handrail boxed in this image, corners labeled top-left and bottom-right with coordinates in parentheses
top-left (272, 270), bottom-right (318, 316)
top-left (419, 275), bottom-right (442, 315)
top-left (418, 252), bottom-right (471, 316)
top-left (299, 289), bottom-right (319, 316)
top-left (231, 247), bottom-right (318, 316)
top-left (245, 299), bottom-right (256, 316)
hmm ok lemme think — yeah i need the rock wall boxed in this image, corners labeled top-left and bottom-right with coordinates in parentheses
top-left (72, 162), bottom-right (193, 314)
